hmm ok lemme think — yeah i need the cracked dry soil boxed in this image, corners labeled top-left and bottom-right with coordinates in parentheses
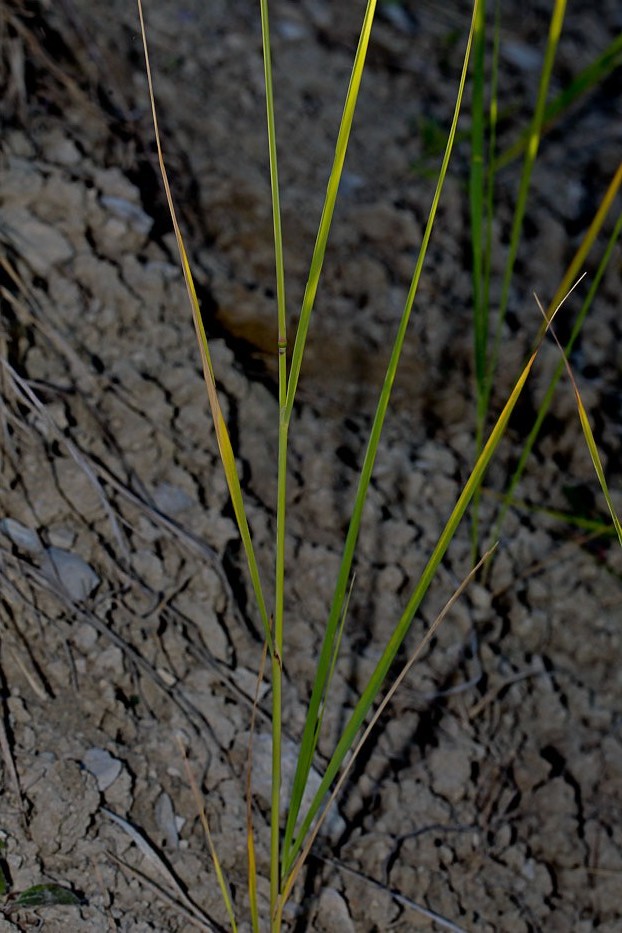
top-left (0, 1), bottom-right (621, 930)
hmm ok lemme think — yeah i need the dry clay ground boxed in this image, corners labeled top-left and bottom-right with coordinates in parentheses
top-left (0, 1), bottom-right (621, 930)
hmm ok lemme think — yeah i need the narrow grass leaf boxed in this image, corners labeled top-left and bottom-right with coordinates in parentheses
top-left (281, 0), bottom-right (381, 864)
top-left (246, 637), bottom-right (270, 933)
top-left (493, 174), bottom-right (622, 541)
top-left (10, 884), bottom-right (82, 911)
top-left (485, 0), bottom-right (567, 411)
top-left (474, 2), bottom-right (503, 561)
top-left (482, 0), bottom-right (500, 352)
top-left (495, 33), bottom-right (622, 172)
top-left (279, 546), bottom-right (496, 913)
top-left (282, 0), bottom-right (480, 870)
top-left (542, 163), bottom-right (622, 331)
top-left (257, 2), bottom-right (289, 910)
top-left (470, 0), bottom-right (501, 562)
top-left (136, 0), bottom-right (273, 658)
top-left (176, 741), bottom-right (238, 933)
top-left (258, 0), bottom-right (287, 369)
top-left (315, 575), bottom-right (355, 749)
top-left (535, 296), bottom-right (622, 546)
top-left (469, 0), bottom-right (487, 397)
top-left (575, 404), bottom-right (622, 546)
top-left (484, 490), bottom-right (617, 538)
top-left (286, 326), bottom-right (546, 868)
top-left (284, 0), bottom-right (378, 420)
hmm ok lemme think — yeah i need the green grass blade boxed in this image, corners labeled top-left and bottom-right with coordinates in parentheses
top-left (576, 404), bottom-right (622, 546)
top-left (282, 0), bottom-right (480, 871)
top-left (276, 0), bottom-right (378, 870)
top-left (259, 0), bottom-right (287, 367)
top-left (535, 297), bottom-right (622, 546)
top-left (471, 1), bottom-right (501, 563)
top-left (258, 0), bottom-right (288, 913)
top-left (469, 0), bottom-right (487, 401)
top-left (495, 32), bottom-right (622, 172)
top-left (284, 0), bottom-right (378, 421)
top-left (279, 546), bottom-right (497, 911)
top-left (247, 816), bottom-right (259, 933)
top-left (485, 0), bottom-right (567, 411)
top-left (492, 170), bottom-right (622, 540)
top-left (168, 741), bottom-right (238, 932)
top-left (136, 0), bottom-right (274, 658)
top-left (246, 638), bottom-right (269, 933)
top-left (483, 0), bottom-right (501, 320)
top-left (11, 884), bottom-right (82, 910)
top-left (469, 0), bottom-right (496, 561)
top-left (315, 575), bottom-right (355, 750)
top-left (287, 333), bottom-right (542, 866)
top-left (540, 162), bottom-right (622, 333)
top-left (483, 489), bottom-right (618, 538)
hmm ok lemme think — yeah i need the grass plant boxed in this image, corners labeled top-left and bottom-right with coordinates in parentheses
top-left (468, 0), bottom-right (622, 557)
top-left (136, 0), bottom-right (621, 928)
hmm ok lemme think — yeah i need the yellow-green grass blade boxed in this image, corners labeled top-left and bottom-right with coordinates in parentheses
top-left (576, 404), bottom-right (622, 546)
top-left (535, 297), bottom-right (622, 547)
top-left (542, 163), bottom-right (622, 332)
top-left (280, 0), bottom-right (379, 861)
top-left (176, 737), bottom-right (238, 933)
top-left (485, 0), bottom-right (567, 411)
top-left (495, 32), bottom-right (622, 173)
top-left (286, 329), bottom-right (546, 868)
top-left (277, 0), bottom-right (377, 873)
top-left (284, 0), bottom-right (378, 421)
top-left (471, 0), bottom-right (501, 562)
top-left (246, 637), bottom-right (269, 933)
top-left (278, 579), bottom-right (352, 898)
top-left (482, 1), bottom-right (502, 386)
top-left (259, 0), bottom-right (287, 373)
top-left (258, 0), bottom-right (288, 912)
top-left (208, 831), bottom-right (238, 933)
top-left (247, 821), bottom-right (259, 933)
top-left (137, 0), bottom-right (274, 658)
top-left (469, 0), bottom-right (487, 400)
top-left (493, 174), bottom-right (622, 540)
top-left (413, 33), bottom-right (622, 183)
top-left (279, 546), bottom-right (497, 910)
top-left (282, 0), bottom-right (480, 872)
top-left (271, 424), bottom-right (287, 912)
top-left (483, 490), bottom-right (618, 539)
top-left (469, 0), bottom-right (501, 560)
top-left (315, 575), bottom-right (355, 754)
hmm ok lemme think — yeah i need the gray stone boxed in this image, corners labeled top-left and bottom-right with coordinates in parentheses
top-left (154, 792), bottom-right (179, 849)
top-left (0, 517), bottom-right (43, 555)
top-left (41, 547), bottom-right (100, 601)
top-left (82, 747), bottom-right (122, 792)
top-left (152, 482), bottom-right (194, 515)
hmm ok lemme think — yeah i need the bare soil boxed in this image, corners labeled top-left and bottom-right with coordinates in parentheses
top-left (1, 1), bottom-right (621, 930)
